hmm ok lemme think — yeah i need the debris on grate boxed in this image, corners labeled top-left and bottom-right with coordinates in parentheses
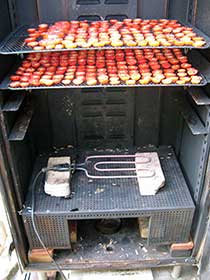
top-left (95, 188), bottom-right (105, 194)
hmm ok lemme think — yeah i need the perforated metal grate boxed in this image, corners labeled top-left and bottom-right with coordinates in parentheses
top-left (72, 0), bottom-right (136, 21)
top-left (149, 210), bottom-right (194, 244)
top-left (23, 215), bottom-right (71, 249)
top-left (76, 88), bottom-right (134, 147)
top-left (21, 146), bottom-right (195, 247)
top-left (0, 68), bottom-right (207, 91)
top-left (22, 146), bottom-right (194, 217)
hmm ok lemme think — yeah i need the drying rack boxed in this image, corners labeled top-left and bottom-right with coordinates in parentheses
top-left (0, 64), bottom-right (207, 91)
top-left (0, 21), bottom-right (209, 54)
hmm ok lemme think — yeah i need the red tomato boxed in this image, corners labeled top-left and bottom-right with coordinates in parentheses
top-left (187, 68), bottom-right (198, 76)
top-left (96, 61), bottom-right (105, 68)
top-left (22, 61), bottom-right (32, 68)
top-left (137, 59), bottom-right (147, 64)
top-left (78, 59), bottom-right (86, 66)
top-left (44, 72), bottom-right (54, 76)
top-left (33, 46), bottom-right (44, 51)
top-left (181, 63), bottom-right (191, 69)
top-left (128, 65), bottom-right (138, 71)
top-left (164, 69), bottom-right (174, 73)
top-left (140, 69), bottom-right (151, 74)
top-left (27, 28), bottom-right (36, 33)
top-left (145, 55), bottom-right (154, 61)
top-left (172, 65), bottom-right (180, 71)
top-left (60, 61), bottom-right (69, 67)
top-left (10, 75), bottom-right (20, 81)
top-left (47, 66), bottom-right (56, 72)
top-left (65, 74), bottom-right (74, 80)
top-left (31, 62), bottom-right (40, 68)
top-left (37, 70), bottom-right (45, 76)
top-left (86, 74), bottom-right (96, 79)
top-left (152, 70), bottom-right (163, 75)
top-left (106, 61), bottom-right (116, 66)
top-left (26, 68), bottom-right (35, 73)
top-left (169, 59), bottom-right (179, 65)
top-left (52, 61), bottom-right (59, 67)
top-left (41, 75), bottom-right (52, 80)
top-left (27, 42), bottom-right (39, 48)
top-left (25, 38), bottom-right (35, 43)
top-left (178, 56), bottom-right (188, 63)
top-left (126, 59), bottom-right (137, 66)
top-left (162, 62), bottom-right (171, 69)
top-left (20, 82), bottom-right (29, 88)
top-left (31, 74), bottom-right (41, 80)
top-left (73, 78), bottom-right (84, 85)
top-left (38, 24), bottom-right (48, 31)
top-left (56, 70), bottom-right (66, 75)
top-left (30, 79), bottom-right (41, 87)
top-left (150, 64), bottom-right (161, 70)
top-left (10, 81), bottom-right (20, 88)
top-left (20, 76), bottom-right (29, 82)
top-left (23, 73), bottom-right (32, 77)
top-left (139, 63), bottom-right (150, 70)
top-left (53, 74), bottom-right (64, 79)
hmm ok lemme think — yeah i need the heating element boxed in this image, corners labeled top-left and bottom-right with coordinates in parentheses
top-left (73, 152), bottom-right (165, 195)
top-left (44, 153), bottom-right (165, 196)
top-left (76, 154), bottom-right (155, 179)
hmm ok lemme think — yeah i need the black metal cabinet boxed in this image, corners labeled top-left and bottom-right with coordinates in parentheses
top-left (0, 0), bottom-right (210, 276)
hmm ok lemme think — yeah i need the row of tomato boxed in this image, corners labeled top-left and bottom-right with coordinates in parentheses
top-left (24, 19), bottom-right (206, 50)
top-left (9, 48), bottom-right (202, 88)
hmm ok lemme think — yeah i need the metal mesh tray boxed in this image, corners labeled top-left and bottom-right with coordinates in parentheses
top-left (22, 146), bottom-right (195, 219)
top-left (0, 21), bottom-right (209, 55)
top-left (0, 65), bottom-right (207, 91)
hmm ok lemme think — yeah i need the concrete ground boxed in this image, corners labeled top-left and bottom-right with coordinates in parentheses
top-left (16, 266), bottom-right (198, 280)
top-left (56, 266), bottom-right (198, 280)
top-left (152, 266), bottom-right (198, 280)
top-left (0, 195), bottom-right (19, 280)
